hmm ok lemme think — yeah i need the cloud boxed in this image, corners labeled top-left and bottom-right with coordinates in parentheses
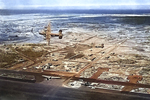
top-left (0, 0), bottom-right (150, 9)
top-left (0, 0), bottom-right (5, 9)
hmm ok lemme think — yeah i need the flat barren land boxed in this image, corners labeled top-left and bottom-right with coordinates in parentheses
top-left (0, 30), bottom-right (150, 100)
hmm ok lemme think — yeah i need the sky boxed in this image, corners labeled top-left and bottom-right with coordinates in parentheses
top-left (0, 0), bottom-right (150, 9)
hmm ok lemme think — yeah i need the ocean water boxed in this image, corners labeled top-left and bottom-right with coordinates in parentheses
top-left (0, 9), bottom-right (150, 56)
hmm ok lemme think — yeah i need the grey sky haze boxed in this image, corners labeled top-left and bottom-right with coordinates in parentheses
top-left (0, 0), bottom-right (150, 9)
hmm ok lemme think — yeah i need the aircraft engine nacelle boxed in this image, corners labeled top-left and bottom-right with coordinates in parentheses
top-left (59, 30), bottom-right (63, 39)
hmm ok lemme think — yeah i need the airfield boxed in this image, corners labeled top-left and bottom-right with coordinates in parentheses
top-left (0, 24), bottom-right (150, 99)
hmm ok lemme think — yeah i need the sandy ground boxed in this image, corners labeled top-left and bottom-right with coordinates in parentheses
top-left (0, 30), bottom-right (150, 94)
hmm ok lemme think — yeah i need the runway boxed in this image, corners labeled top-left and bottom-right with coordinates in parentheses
top-left (0, 79), bottom-right (150, 100)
